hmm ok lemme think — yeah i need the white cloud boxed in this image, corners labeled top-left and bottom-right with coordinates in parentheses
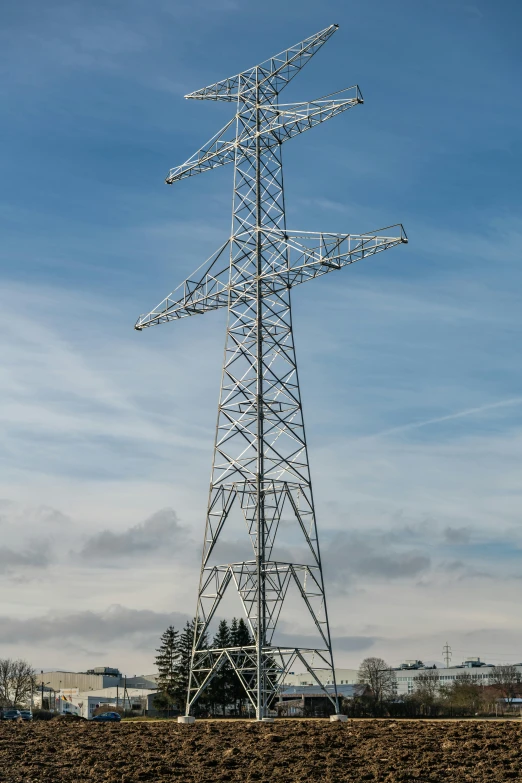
top-left (0, 544), bottom-right (50, 575)
top-left (78, 508), bottom-right (191, 560)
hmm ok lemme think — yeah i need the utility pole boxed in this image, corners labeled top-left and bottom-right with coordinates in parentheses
top-left (443, 642), bottom-right (452, 669)
top-left (136, 23), bottom-right (407, 721)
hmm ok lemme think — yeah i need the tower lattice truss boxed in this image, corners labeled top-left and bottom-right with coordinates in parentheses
top-left (136, 23), bottom-right (407, 719)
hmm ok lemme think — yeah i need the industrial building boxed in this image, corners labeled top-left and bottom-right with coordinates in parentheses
top-left (284, 658), bottom-right (522, 699)
top-left (36, 667), bottom-right (157, 693)
top-left (393, 658), bottom-right (517, 696)
top-left (281, 668), bottom-right (359, 687)
top-left (36, 667), bottom-right (122, 693)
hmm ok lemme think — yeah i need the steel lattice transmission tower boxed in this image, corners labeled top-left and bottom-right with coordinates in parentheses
top-left (136, 23), bottom-right (407, 720)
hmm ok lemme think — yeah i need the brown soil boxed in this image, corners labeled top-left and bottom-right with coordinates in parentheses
top-left (1, 719), bottom-right (521, 782)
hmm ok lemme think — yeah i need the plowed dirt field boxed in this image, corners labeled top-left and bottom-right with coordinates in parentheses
top-left (1, 719), bottom-right (521, 782)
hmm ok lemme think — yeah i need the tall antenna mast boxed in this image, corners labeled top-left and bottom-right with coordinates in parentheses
top-left (136, 23), bottom-right (407, 721)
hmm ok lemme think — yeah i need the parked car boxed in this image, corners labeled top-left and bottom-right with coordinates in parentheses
top-left (91, 712), bottom-right (121, 722)
top-left (1, 710), bottom-right (22, 721)
top-left (19, 710), bottom-right (33, 721)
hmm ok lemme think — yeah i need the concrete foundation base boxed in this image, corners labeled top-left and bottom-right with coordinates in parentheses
top-left (177, 716), bottom-right (195, 724)
top-left (330, 714), bottom-right (348, 722)
top-left (261, 717), bottom-right (275, 722)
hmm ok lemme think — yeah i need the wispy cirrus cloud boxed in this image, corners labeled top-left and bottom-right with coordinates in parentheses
top-left (358, 397), bottom-right (522, 442)
top-left (0, 280), bottom-right (218, 485)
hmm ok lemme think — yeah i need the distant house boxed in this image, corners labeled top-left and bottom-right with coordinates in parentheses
top-left (277, 683), bottom-right (366, 717)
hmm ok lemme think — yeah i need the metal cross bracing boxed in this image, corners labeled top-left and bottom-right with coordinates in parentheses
top-left (136, 23), bottom-right (407, 720)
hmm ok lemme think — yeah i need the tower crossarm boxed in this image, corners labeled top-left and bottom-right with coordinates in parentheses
top-left (263, 225), bottom-right (408, 288)
top-left (134, 226), bottom-right (406, 330)
top-left (134, 241), bottom-right (231, 329)
top-left (184, 23), bottom-right (339, 102)
top-left (261, 87), bottom-right (363, 143)
top-left (166, 87), bottom-right (361, 185)
top-left (165, 117), bottom-right (237, 184)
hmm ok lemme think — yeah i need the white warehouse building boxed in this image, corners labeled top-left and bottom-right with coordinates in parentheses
top-left (59, 687), bottom-right (157, 719)
top-left (393, 658), bottom-right (520, 696)
top-left (282, 668), bottom-right (359, 687)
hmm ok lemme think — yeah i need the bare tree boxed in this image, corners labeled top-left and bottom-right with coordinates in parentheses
top-left (413, 669), bottom-right (439, 712)
top-left (0, 659), bottom-right (37, 707)
top-left (357, 657), bottom-right (397, 703)
top-left (491, 664), bottom-right (521, 708)
top-left (439, 673), bottom-right (484, 715)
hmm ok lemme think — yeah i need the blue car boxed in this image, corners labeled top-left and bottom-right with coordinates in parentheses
top-left (1, 710), bottom-right (21, 721)
top-left (92, 711), bottom-right (121, 722)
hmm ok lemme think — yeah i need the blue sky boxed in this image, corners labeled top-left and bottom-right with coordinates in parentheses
top-left (1, 0), bottom-right (522, 673)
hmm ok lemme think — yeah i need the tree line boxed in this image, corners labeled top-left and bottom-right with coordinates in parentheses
top-left (154, 617), bottom-right (253, 716)
top-left (4, 645), bottom-right (520, 719)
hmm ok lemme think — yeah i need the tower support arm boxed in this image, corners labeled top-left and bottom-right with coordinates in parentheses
top-left (264, 225), bottom-right (408, 288)
top-left (184, 23), bottom-right (339, 102)
top-left (185, 72), bottom-right (244, 102)
top-left (167, 85), bottom-right (362, 184)
top-left (262, 87), bottom-right (363, 143)
top-left (165, 117), bottom-right (237, 184)
top-left (134, 241), bottom-right (231, 329)
top-left (134, 226), bottom-right (407, 329)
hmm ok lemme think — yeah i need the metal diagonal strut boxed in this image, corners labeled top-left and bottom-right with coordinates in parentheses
top-left (135, 24), bottom-right (407, 720)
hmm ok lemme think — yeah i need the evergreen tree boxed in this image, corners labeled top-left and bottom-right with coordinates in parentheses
top-left (229, 617), bottom-right (239, 648)
top-left (174, 620), bottom-right (193, 712)
top-left (175, 619), bottom-right (208, 714)
top-left (156, 617), bottom-right (253, 716)
top-left (229, 617), bottom-right (253, 715)
top-left (154, 626), bottom-right (179, 712)
top-left (208, 619), bottom-right (232, 715)
top-left (235, 618), bottom-right (252, 647)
